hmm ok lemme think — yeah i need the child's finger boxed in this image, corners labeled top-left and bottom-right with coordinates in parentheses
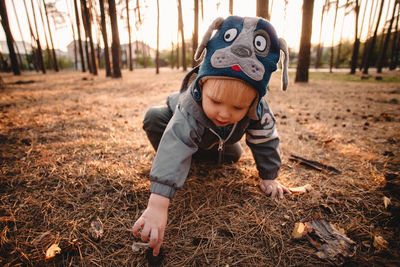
top-left (149, 228), bottom-right (159, 249)
top-left (270, 187), bottom-right (277, 198)
top-left (283, 186), bottom-right (292, 194)
top-left (141, 224), bottom-right (151, 242)
top-left (132, 217), bottom-right (144, 236)
top-left (278, 186), bottom-right (284, 199)
top-left (153, 233), bottom-right (164, 256)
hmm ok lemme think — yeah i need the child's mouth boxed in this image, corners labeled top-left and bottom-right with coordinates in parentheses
top-left (215, 119), bottom-right (229, 126)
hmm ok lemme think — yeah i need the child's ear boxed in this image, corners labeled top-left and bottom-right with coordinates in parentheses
top-left (194, 17), bottom-right (225, 61)
top-left (279, 38), bottom-right (289, 91)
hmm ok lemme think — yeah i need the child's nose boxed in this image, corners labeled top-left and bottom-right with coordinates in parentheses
top-left (218, 107), bottom-right (230, 119)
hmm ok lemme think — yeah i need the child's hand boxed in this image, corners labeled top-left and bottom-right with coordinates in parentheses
top-left (260, 179), bottom-right (291, 199)
top-left (132, 193), bottom-right (170, 256)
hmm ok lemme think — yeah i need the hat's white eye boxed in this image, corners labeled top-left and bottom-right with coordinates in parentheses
top-left (254, 35), bottom-right (267, 52)
top-left (223, 28), bottom-right (238, 42)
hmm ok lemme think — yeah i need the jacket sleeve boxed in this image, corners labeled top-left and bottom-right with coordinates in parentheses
top-left (149, 105), bottom-right (200, 199)
top-left (245, 100), bottom-right (281, 180)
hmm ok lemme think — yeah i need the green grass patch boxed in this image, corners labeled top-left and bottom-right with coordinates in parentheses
top-left (308, 71), bottom-right (400, 83)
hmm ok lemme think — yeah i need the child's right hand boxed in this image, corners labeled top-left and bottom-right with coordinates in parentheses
top-left (132, 193), bottom-right (170, 256)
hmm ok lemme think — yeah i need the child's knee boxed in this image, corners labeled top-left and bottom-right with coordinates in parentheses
top-left (143, 106), bottom-right (171, 133)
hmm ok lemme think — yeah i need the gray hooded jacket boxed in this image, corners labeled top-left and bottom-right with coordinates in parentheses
top-left (149, 70), bottom-right (281, 199)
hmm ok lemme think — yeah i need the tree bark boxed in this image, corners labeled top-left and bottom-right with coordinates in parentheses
top-left (42, 0), bottom-right (59, 71)
top-left (256, 0), bottom-right (269, 20)
top-left (30, 0), bottom-right (46, 73)
top-left (0, 0), bottom-right (20, 75)
top-left (170, 42), bottom-right (175, 69)
top-left (74, 0), bottom-right (86, 72)
top-left (335, 0), bottom-right (349, 69)
top-left (389, 2), bottom-right (399, 70)
top-left (38, 0), bottom-right (52, 70)
top-left (109, 0), bottom-right (122, 78)
top-left (295, 0), bottom-right (314, 82)
top-left (361, 0), bottom-right (378, 72)
top-left (362, 0), bottom-right (385, 75)
top-left (315, 1), bottom-right (327, 69)
top-left (11, 0), bottom-right (31, 70)
top-left (192, 0), bottom-right (199, 67)
top-left (229, 0), bottom-right (233, 14)
top-left (126, 0), bottom-right (133, 71)
top-left (329, 0), bottom-right (339, 73)
top-left (350, 0), bottom-right (360, 74)
top-left (377, 1), bottom-right (398, 73)
top-left (177, 0), bottom-right (187, 71)
top-left (99, 0), bottom-right (111, 76)
top-left (81, 0), bottom-right (97, 75)
top-left (156, 0), bottom-right (160, 74)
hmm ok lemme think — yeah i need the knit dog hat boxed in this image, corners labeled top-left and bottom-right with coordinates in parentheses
top-left (193, 16), bottom-right (289, 119)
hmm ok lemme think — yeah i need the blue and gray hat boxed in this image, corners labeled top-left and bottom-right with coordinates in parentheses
top-left (193, 16), bottom-right (289, 119)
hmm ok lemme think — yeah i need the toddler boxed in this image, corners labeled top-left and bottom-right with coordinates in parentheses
top-left (133, 15), bottom-right (290, 256)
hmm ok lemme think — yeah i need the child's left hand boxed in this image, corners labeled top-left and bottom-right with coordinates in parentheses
top-left (260, 179), bottom-right (291, 199)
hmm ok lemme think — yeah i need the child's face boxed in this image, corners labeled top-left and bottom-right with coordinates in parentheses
top-left (202, 80), bottom-right (256, 127)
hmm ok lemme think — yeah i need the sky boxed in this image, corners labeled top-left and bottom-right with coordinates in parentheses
top-left (0, 0), bottom-right (395, 53)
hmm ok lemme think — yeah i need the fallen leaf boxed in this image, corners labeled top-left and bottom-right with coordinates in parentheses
top-left (292, 222), bottom-right (306, 239)
top-left (373, 235), bottom-right (388, 252)
top-left (383, 196), bottom-right (391, 209)
top-left (45, 243), bottom-right (61, 259)
top-left (89, 217), bottom-right (104, 241)
top-left (289, 184), bottom-right (313, 193)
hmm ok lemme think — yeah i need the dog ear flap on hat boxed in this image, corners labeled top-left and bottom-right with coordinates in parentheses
top-left (279, 38), bottom-right (289, 91)
top-left (194, 17), bottom-right (224, 61)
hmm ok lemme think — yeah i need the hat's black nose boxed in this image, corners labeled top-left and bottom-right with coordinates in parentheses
top-left (231, 45), bottom-right (252, 58)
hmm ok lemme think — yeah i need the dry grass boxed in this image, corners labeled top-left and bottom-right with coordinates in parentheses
top-left (0, 68), bottom-right (399, 266)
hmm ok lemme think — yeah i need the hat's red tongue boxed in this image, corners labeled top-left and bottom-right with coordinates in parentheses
top-left (231, 65), bottom-right (241, 72)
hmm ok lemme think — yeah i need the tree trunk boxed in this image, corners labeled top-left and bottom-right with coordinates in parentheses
top-left (389, 2), bottom-right (399, 70)
top-left (361, 0), bottom-right (378, 71)
top-left (126, 0), bottom-right (133, 71)
top-left (11, 0), bottom-right (31, 70)
top-left (81, 0), bottom-right (97, 75)
top-left (43, 0), bottom-right (59, 71)
top-left (109, 0), bottom-right (122, 78)
top-left (0, 0), bottom-right (20, 75)
top-left (74, 0), bottom-right (86, 72)
top-left (362, 0), bottom-right (385, 75)
top-left (329, 0), bottom-right (339, 73)
top-left (38, 0), bottom-right (53, 70)
top-left (30, 0), bottom-right (46, 73)
top-left (256, 0), bottom-right (269, 20)
top-left (377, 1), bottom-right (397, 73)
top-left (335, 0), bottom-right (349, 69)
top-left (350, 0), bottom-right (360, 74)
top-left (229, 0), bottom-right (233, 14)
top-left (156, 0), bottom-right (160, 74)
top-left (295, 0), bottom-right (314, 82)
top-left (193, 0), bottom-right (199, 67)
top-left (177, 0), bottom-right (187, 71)
top-left (176, 21), bottom-right (180, 69)
top-left (23, 0), bottom-right (39, 71)
top-left (170, 42), bottom-right (175, 69)
top-left (99, 0), bottom-right (112, 76)
top-left (315, 1), bottom-right (327, 69)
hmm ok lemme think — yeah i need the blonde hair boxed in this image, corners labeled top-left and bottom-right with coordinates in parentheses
top-left (202, 78), bottom-right (257, 104)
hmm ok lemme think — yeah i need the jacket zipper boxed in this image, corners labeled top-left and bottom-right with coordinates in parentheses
top-left (209, 123), bottom-right (237, 164)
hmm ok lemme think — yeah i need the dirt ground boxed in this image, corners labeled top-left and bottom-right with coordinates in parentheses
top-left (0, 68), bottom-right (399, 266)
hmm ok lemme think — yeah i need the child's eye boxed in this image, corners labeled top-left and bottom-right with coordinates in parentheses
top-left (234, 106), bottom-right (246, 110)
top-left (211, 99), bottom-right (221, 104)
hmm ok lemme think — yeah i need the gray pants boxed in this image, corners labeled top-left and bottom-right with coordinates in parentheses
top-left (143, 106), bottom-right (243, 163)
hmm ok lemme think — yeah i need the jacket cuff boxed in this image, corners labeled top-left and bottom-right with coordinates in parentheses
top-left (150, 181), bottom-right (176, 199)
top-left (259, 169), bottom-right (279, 180)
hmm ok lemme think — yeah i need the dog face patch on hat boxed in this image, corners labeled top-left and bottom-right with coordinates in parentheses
top-left (194, 16), bottom-right (289, 98)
